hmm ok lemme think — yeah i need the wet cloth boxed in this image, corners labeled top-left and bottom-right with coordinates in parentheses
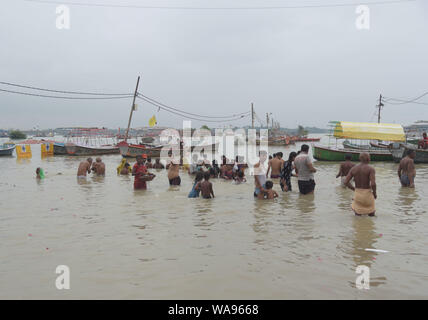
top-left (280, 160), bottom-right (293, 192)
top-left (400, 174), bottom-right (410, 186)
top-left (133, 163), bottom-right (147, 190)
top-left (298, 179), bottom-right (316, 195)
top-left (169, 176), bottom-right (181, 186)
top-left (294, 154), bottom-right (314, 181)
top-left (188, 182), bottom-right (200, 198)
top-left (352, 188), bottom-right (376, 215)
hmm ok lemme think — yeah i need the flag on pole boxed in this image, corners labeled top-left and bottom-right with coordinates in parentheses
top-left (149, 115), bottom-right (157, 127)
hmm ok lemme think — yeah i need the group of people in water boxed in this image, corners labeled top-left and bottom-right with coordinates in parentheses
top-left (66, 141), bottom-right (418, 217)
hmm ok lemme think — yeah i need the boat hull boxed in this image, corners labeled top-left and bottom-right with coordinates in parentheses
top-left (390, 144), bottom-right (428, 163)
top-left (313, 145), bottom-right (393, 161)
top-left (53, 143), bottom-right (68, 155)
top-left (119, 142), bottom-right (163, 158)
top-left (65, 143), bottom-right (119, 156)
top-left (0, 145), bottom-right (15, 156)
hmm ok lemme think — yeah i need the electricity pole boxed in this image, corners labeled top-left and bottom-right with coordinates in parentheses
top-left (251, 103), bottom-right (254, 129)
top-left (377, 94), bottom-right (384, 124)
top-left (125, 76), bottom-right (140, 142)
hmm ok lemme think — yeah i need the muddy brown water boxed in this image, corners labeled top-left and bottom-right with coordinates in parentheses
top-left (0, 137), bottom-right (427, 299)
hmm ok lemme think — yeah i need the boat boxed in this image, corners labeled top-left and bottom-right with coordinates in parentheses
top-left (268, 136), bottom-right (293, 146)
top-left (118, 141), bottom-right (163, 158)
top-left (118, 140), bottom-right (219, 158)
top-left (342, 140), bottom-right (371, 150)
top-left (369, 141), bottom-right (390, 149)
top-left (53, 142), bottom-right (68, 155)
top-left (390, 144), bottom-right (428, 163)
top-left (54, 128), bottom-right (119, 156)
top-left (313, 145), bottom-right (393, 161)
top-left (65, 142), bottom-right (119, 156)
top-left (291, 136), bottom-right (321, 142)
top-left (313, 121), bottom-right (405, 162)
top-left (0, 143), bottom-right (15, 156)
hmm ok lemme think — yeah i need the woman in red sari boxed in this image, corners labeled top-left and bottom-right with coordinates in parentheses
top-left (132, 154), bottom-right (148, 190)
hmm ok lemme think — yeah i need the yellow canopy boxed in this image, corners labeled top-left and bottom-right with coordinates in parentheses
top-left (333, 122), bottom-right (405, 141)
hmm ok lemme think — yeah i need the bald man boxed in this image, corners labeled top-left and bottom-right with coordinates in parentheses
top-left (344, 152), bottom-right (377, 216)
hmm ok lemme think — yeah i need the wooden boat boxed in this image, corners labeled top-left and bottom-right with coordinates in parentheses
top-left (118, 141), bottom-right (219, 158)
top-left (65, 143), bottom-right (119, 156)
top-left (369, 141), bottom-right (390, 149)
top-left (53, 142), bottom-right (68, 155)
top-left (313, 145), bottom-right (393, 162)
top-left (0, 143), bottom-right (15, 156)
top-left (268, 136), bottom-right (293, 146)
top-left (291, 136), bottom-right (321, 142)
top-left (390, 144), bottom-right (428, 163)
top-left (342, 140), bottom-right (371, 150)
top-left (118, 141), bottom-right (163, 158)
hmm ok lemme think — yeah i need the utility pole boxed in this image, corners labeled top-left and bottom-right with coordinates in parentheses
top-left (266, 113), bottom-right (269, 130)
top-left (125, 76), bottom-right (141, 142)
top-left (377, 94), bottom-right (384, 124)
top-left (251, 103), bottom-right (254, 129)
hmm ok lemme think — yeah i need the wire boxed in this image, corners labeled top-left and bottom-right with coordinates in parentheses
top-left (24, 0), bottom-right (417, 10)
top-left (382, 96), bottom-right (428, 106)
top-left (382, 92), bottom-right (428, 105)
top-left (0, 80), bottom-right (132, 96)
top-left (137, 95), bottom-right (250, 123)
top-left (137, 93), bottom-right (249, 119)
top-left (0, 88), bottom-right (133, 100)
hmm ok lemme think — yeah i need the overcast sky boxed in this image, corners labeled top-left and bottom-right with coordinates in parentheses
top-left (1, 0), bottom-right (427, 129)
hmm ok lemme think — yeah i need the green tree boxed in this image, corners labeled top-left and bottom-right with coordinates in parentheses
top-left (200, 125), bottom-right (210, 131)
top-left (297, 125), bottom-right (308, 137)
top-left (9, 130), bottom-right (27, 139)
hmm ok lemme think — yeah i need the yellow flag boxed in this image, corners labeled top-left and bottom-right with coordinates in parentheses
top-left (149, 115), bottom-right (157, 127)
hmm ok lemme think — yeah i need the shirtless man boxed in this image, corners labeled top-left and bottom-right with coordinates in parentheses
top-left (398, 149), bottom-right (416, 188)
top-left (168, 158), bottom-right (181, 186)
top-left (266, 152), bottom-right (284, 179)
top-left (196, 171), bottom-right (214, 199)
top-left (77, 158), bottom-right (93, 178)
top-left (92, 157), bottom-right (105, 176)
top-left (336, 154), bottom-right (355, 187)
top-left (153, 158), bottom-right (165, 169)
top-left (344, 152), bottom-right (377, 216)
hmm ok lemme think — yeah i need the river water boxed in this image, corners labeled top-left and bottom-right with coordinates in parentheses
top-left (0, 136), bottom-right (427, 299)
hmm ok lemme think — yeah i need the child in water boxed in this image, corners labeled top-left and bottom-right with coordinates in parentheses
top-left (257, 180), bottom-right (278, 199)
top-left (233, 171), bottom-right (247, 184)
top-left (196, 171), bottom-right (215, 199)
top-left (36, 167), bottom-right (45, 179)
top-left (188, 172), bottom-right (204, 198)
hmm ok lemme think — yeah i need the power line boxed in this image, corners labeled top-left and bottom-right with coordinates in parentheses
top-left (137, 95), bottom-right (250, 123)
top-left (382, 92), bottom-right (428, 105)
top-left (382, 96), bottom-right (428, 106)
top-left (23, 0), bottom-right (418, 10)
top-left (137, 93), bottom-right (249, 119)
top-left (0, 80), bottom-right (132, 96)
top-left (0, 88), bottom-right (133, 99)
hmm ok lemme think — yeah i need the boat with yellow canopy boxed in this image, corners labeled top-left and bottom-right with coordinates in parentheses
top-left (313, 121), bottom-right (405, 161)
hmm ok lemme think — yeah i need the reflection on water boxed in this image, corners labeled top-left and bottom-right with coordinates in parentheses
top-left (0, 142), bottom-right (428, 299)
